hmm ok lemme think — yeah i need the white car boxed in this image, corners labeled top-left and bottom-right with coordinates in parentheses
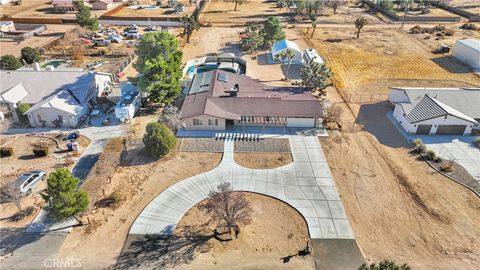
top-left (15, 170), bottom-right (46, 195)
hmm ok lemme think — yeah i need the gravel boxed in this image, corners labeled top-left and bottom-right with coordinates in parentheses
top-left (234, 138), bottom-right (291, 153)
top-left (179, 138), bottom-right (224, 152)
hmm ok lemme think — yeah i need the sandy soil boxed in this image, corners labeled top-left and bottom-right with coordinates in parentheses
top-left (199, 0), bottom-right (285, 27)
top-left (406, 23), bottom-right (480, 51)
top-left (0, 0), bottom-right (109, 19)
top-left (302, 26), bottom-right (480, 97)
top-left (0, 24), bottom-right (76, 57)
top-left (234, 152), bottom-right (293, 169)
top-left (57, 114), bottom-right (222, 268)
top-left (171, 192), bottom-right (314, 270)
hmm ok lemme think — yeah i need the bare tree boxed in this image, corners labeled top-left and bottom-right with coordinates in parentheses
top-left (0, 183), bottom-right (22, 211)
top-left (159, 105), bottom-right (183, 131)
top-left (354, 16), bottom-right (369, 38)
top-left (329, 0), bottom-right (343, 15)
top-left (322, 103), bottom-right (342, 128)
top-left (199, 182), bottom-right (252, 240)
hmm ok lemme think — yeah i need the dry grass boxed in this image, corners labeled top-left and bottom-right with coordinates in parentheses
top-left (303, 27), bottom-right (480, 96)
top-left (234, 152), bottom-right (293, 169)
top-left (199, 0), bottom-right (284, 26)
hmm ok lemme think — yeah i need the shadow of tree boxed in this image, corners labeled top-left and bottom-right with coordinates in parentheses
top-left (115, 225), bottom-right (215, 269)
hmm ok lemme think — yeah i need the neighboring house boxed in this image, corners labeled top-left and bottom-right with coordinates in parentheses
top-left (389, 87), bottom-right (480, 135)
top-left (0, 71), bottom-right (113, 128)
top-left (91, 0), bottom-right (113, 10)
top-left (52, 0), bottom-right (77, 12)
top-left (0, 21), bottom-right (15, 33)
top-left (452, 39), bottom-right (480, 71)
top-left (180, 70), bottom-right (323, 131)
top-left (272, 40), bottom-right (303, 64)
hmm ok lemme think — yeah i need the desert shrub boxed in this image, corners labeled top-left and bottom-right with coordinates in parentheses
top-left (421, 8), bottom-right (430, 14)
top-left (0, 147), bottom-right (14, 157)
top-left (416, 144), bottom-right (427, 154)
top-left (143, 122), bottom-right (176, 158)
top-left (359, 260), bottom-right (411, 270)
top-left (33, 145), bottom-right (49, 157)
top-left (460, 23), bottom-right (480, 30)
top-left (434, 157), bottom-right (442, 163)
top-left (10, 206), bottom-right (36, 222)
top-left (425, 149), bottom-right (437, 161)
top-left (379, 0), bottom-right (394, 11)
top-left (411, 138), bottom-right (423, 147)
top-left (95, 191), bottom-right (123, 208)
top-left (444, 28), bottom-right (455, 36)
top-left (440, 165), bottom-right (454, 172)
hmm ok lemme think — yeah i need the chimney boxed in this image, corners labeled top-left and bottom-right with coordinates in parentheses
top-left (33, 62), bottom-right (41, 71)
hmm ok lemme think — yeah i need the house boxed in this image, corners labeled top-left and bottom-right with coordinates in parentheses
top-left (52, 0), bottom-right (77, 12)
top-left (452, 39), bottom-right (480, 71)
top-left (91, 0), bottom-right (114, 10)
top-left (389, 87), bottom-right (480, 135)
top-left (0, 70), bottom-right (113, 128)
top-left (0, 21), bottom-right (15, 33)
top-left (180, 70), bottom-right (323, 131)
top-left (272, 40), bottom-right (303, 64)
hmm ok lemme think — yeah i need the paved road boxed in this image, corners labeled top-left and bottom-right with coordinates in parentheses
top-left (130, 135), bottom-right (354, 238)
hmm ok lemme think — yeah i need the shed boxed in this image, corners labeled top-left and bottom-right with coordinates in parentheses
top-left (91, 0), bottom-right (113, 10)
top-left (271, 40), bottom-right (303, 64)
top-left (452, 39), bottom-right (480, 71)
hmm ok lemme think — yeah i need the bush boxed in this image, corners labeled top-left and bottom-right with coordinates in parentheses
top-left (444, 28), bottom-right (455, 36)
top-left (95, 191), bottom-right (123, 208)
top-left (0, 147), bottom-right (13, 157)
top-left (0, 54), bottom-right (22, 70)
top-left (474, 138), bottom-right (480, 149)
top-left (434, 157), bottom-right (442, 163)
top-left (10, 206), bottom-right (36, 222)
top-left (417, 144), bottom-right (427, 154)
top-left (425, 149), bottom-right (437, 161)
top-left (440, 165), bottom-right (454, 172)
top-left (411, 138), bottom-right (423, 147)
top-left (33, 146), bottom-right (49, 157)
top-left (143, 122), bottom-right (176, 158)
top-left (20, 47), bottom-right (41, 64)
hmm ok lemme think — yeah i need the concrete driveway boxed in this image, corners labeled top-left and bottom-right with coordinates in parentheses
top-left (130, 135), bottom-right (354, 240)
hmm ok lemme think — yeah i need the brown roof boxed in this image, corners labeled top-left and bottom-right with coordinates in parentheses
top-left (180, 70), bottom-right (323, 120)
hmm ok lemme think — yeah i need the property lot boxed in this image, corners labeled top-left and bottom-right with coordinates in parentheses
top-left (0, 0), bottom-right (108, 19)
top-left (111, 0), bottom-right (196, 18)
top-left (199, 0), bottom-right (286, 26)
top-left (304, 27), bottom-right (480, 98)
top-left (407, 23), bottom-right (480, 51)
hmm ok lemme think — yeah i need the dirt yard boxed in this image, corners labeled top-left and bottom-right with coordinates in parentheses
top-left (303, 26), bottom-right (480, 98)
top-left (199, 0), bottom-right (286, 27)
top-left (57, 114), bottom-right (222, 268)
top-left (234, 152), bottom-right (293, 169)
top-left (0, 0), bottom-right (108, 19)
top-left (406, 23), bottom-right (480, 51)
top-left (167, 192), bottom-right (314, 269)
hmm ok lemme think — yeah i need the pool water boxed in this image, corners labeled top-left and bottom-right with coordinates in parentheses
top-left (41, 60), bottom-right (67, 68)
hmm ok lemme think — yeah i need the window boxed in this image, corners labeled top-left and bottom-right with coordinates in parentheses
top-left (193, 119), bottom-right (204, 126)
top-left (58, 115), bottom-right (64, 123)
top-left (37, 115), bottom-right (43, 122)
top-left (208, 119), bottom-right (218, 126)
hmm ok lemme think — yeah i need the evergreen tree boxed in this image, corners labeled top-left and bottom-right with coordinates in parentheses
top-left (180, 14), bottom-right (200, 44)
top-left (21, 46), bottom-right (41, 64)
top-left (41, 168), bottom-right (89, 222)
top-left (0, 55), bottom-right (22, 70)
top-left (143, 122), bottom-right (176, 157)
top-left (135, 32), bottom-right (183, 104)
top-left (262, 16), bottom-right (286, 47)
top-left (74, 0), bottom-right (98, 30)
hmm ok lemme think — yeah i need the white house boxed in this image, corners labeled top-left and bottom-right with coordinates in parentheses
top-left (0, 70), bottom-right (113, 128)
top-left (452, 39), bottom-right (480, 71)
top-left (91, 0), bottom-right (114, 10)
top-left (0, 21), bottom-right (15, 33)
top-left (389, 87), bottom-right (480, 135)
top-left (272, 39), bottom-right (303, 64)
top-left (114, 83), bottom-right (141, 121)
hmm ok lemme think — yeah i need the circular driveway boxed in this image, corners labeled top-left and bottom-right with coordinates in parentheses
top-left (129, 135), bottom-right (354, 240)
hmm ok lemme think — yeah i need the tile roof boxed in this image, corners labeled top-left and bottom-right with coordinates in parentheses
top-left (180, 70), bottom-right (323, 120)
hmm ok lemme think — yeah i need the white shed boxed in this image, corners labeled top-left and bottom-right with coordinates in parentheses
top-left (272, 40), bottom-right (303, 64)
top-left (452, 39), bottom-right (480, 71)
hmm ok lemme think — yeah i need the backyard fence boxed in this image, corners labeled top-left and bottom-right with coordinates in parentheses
top-left (342, 93), bottom-right (389, 104)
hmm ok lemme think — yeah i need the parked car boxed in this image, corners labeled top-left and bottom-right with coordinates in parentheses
top-left (124, 32), bottom-right (141, 39)
top-left (93, 38), bottom-right (111, 46)
top-left (101, 29), bottom-right (117, 36)
top-left (15, 170), bottom-right (46, 195)
top-left (144, 26), bottom-right (160, 32)
top-left (108, 34), bottom-right (123, 43)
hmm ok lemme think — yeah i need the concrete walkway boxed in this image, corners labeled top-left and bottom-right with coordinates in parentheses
top-left (130, 135), bottom-right (354, 239)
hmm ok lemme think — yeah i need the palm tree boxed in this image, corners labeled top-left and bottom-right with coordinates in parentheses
top-left (180, 14), bottom-right (200, 43)
top-left (354, 16), bottom-right (369, 38)
top-left (276, 48), bottom-right (295, 81)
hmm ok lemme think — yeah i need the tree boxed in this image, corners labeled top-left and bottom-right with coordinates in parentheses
top-left (21, 47), bottom-right (41, 64)
top-left (358, 260), bottom-right (411, 270)
top-left (288, 0), bottom-right (306, 20)
top-left (16, 102), bottom-right (30, 123)
top-left (0, 55), bottom-right (22, 70)
top-left (229, 0), bottom-right (246, 11)
top-left (300, 61), bottom-right (333, 98)
top-left (180, 14), bottom-right (200, 44)
top-left (199, 182), bottom-right (252, 240)
top-left (262, 16), bottom-right (286, 47)
top-left (306, 1), bottom-right (321, 38)
top-left (143, 122), bottom-right (176, 157)
top-left (74, 0), bottom-right (98, 30)
top-left (355, 16), bottom-right (369, 38)
top-left (159, 105), bottom-right (183, 131)
top-left (329, 0), bottom-right (343, 15)
top-left (135, 32), bottom-right (183, 104)
top-left (240, 25), bottom-right (265, 53)
top-left (41, 168), bottom-right (88, 222)
top-left (322, 103), bottom-right (342, 127)
top-left (275, 48), bottom-right (295, 81)
top-left (0, 182), bottom-right (23, 211)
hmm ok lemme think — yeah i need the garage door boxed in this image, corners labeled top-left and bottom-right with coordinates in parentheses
top-left (286, 118), bottom-right (315, 128)
top-left (416, 125), bottom-right (432, 135)
top-left (435, 125), bottom-right (466, 135)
